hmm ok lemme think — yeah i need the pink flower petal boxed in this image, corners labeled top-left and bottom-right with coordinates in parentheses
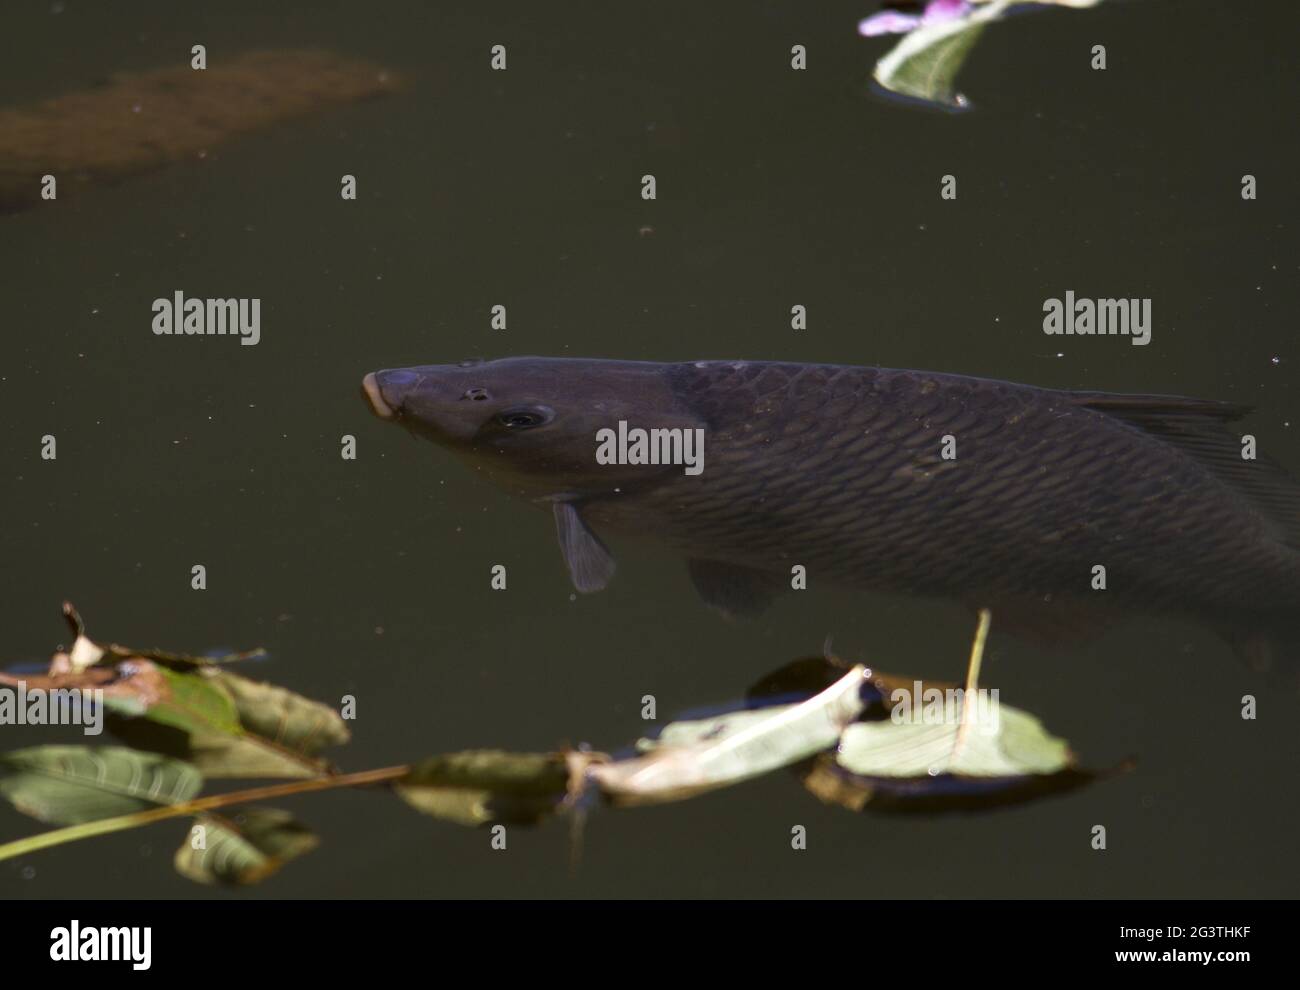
top-left (857, 11), bottom-right (923, 37)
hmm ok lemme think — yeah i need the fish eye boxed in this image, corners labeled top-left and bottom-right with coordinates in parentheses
top-left (496, 406), bottom-right (553, 429)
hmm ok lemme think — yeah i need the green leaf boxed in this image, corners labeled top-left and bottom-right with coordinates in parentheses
top-left (107, 712), bottom-right (331, 779)
top-left (834, 705), bottom-right (1072, 779)
top-left (183, 731), bottom-right (331, 779)
top-left (174, 807), bottom-right (318, 885)
top-left (0, 746), bottom-right (202, 825)
top-left (106, 668), bottom-right (347, 779)
top-left (799, 684), bottom-right (1112, 813)
top-left (134, 667), bottom-right (243, 736)
top-left (872, 0), bottom-right (1011, 108)
top-left (742, 650), bottom-right (1107, 813)
top-left (20, 607), bottom-right (345, 779)
top-left (215, 672), bottom-right (350, 757)
top-left (589, 666), bottom-right (869, 805)
top-left (396, 750), bottom-right (573, 826)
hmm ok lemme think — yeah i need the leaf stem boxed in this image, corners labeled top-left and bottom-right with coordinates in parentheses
top-left (951, 608), bottom-right (992, 761)
top-left (0, 764), bottom-right (410, 862)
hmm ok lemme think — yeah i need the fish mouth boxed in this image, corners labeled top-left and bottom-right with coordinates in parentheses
top-left (361, 372), bottom-right (396, 419)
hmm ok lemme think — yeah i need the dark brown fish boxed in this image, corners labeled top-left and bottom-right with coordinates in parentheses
top-left (361, 357), bottom-right (1300, 664)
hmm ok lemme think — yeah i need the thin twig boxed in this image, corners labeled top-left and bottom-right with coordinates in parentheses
top-left (0, 764), bottom-right (411, 862)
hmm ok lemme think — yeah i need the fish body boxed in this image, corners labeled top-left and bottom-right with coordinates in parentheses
top-left (362, 357), bottom-right (1300, 660)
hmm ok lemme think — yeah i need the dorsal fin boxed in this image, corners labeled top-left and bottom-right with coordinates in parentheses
top-left (1070, 391), bottom-right (1252, 423)
top-left (1072, 391), bottom-right (1300, 548)
top-left (553, 502), bottom-right (616, 593)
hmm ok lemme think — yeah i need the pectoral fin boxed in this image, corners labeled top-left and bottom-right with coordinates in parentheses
top-left (688, 558), bottom-right (782, 619)
top-left (553, 501), bottom-right (616, 593)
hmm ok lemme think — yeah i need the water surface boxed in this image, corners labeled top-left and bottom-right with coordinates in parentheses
top-left (2, 0), bottom-right (1298, 898)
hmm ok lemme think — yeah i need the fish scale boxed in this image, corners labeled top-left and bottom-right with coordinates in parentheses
top-left (362, 356), bottom-right (1300, 660)
top-left (584, 361), bottom-right (1297, 615)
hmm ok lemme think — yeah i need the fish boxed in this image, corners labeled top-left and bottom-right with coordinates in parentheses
top-left (360, 357), bottom-right (1300, 666)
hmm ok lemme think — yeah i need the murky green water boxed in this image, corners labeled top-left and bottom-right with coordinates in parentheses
top-left (3, 0), bottom-right (1298, 898)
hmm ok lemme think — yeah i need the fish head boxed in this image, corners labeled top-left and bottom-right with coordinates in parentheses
top-left (361, 357), bottom-right (702, 499)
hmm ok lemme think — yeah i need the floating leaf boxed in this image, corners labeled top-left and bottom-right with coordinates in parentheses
top-left (216, 672), bottom-right (350, 757)
top-left (155, 671), bottom-right (350, 778)
top-left (0, 605), bottom-right (1124, 881)
top-left (745, 655), bottom-right (855, 704)
top-left (108, 714), bottom-right (333, 780)
top-left (871, 1), bottom-right (1009, 108)
top-left (745, 622), bottom-right (1116, 813)
top-left (834, 703), bottom-right (1072, 778)
top-left (0, 746), bottom-right (202, 825)
top-left (807, 611), bottom-right (1112, 812)
top-left (396, 750), bottom-right (575, 826)
top-left (30, 609), bottom-right (348, 779)
top-left (184, 730), bottom-right (332, 779)
top-left (802, 754), bottom-right (1106, 813)
top-left (111, 662), bottom-right (348, 769)
top-left (174, 807), bottom-right (318, 885)
top-left (869, 0), bottom-right (1104, 109)
top-left (589, 666), bottom-right (869, 805)
top-left (92, 664), bottom-right (330, 779)
top-left (115, 666), bottom-right (243, 733)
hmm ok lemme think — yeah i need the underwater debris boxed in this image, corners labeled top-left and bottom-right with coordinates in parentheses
top-left (0, 49), bottom-right (400, 213)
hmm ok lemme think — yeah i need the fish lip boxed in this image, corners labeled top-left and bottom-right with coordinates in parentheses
top-left (361, 372), bottom-right (395, 419)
